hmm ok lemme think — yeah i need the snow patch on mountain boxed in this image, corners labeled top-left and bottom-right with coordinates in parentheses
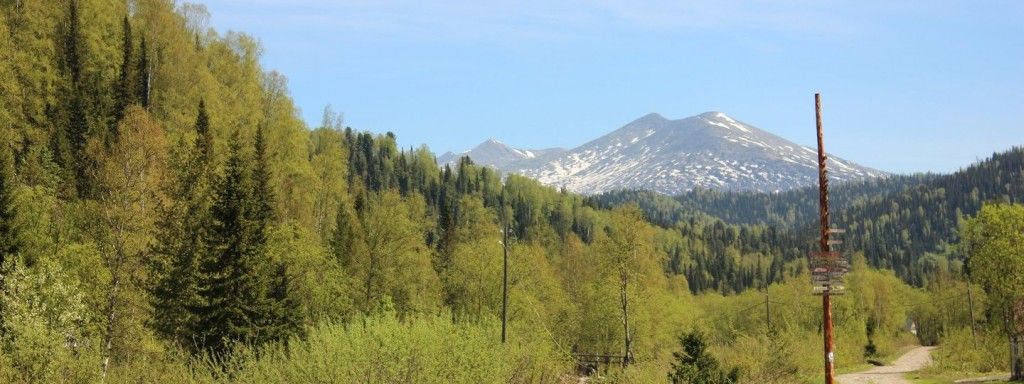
top-left (443, 112), bottom-right (887, 195)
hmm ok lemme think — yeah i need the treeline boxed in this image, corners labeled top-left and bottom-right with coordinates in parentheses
top-left (594, 147), bottom-right (1024, 286)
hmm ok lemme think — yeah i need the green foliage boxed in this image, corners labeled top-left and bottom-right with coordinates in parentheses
top-left (195, 131), bottom-right (295, 355)
top-left (197, 313), bottom-right (567, 383)
top-left (668, 331), bottom-right (738, 384)
top-left (0, 142), bottom-right (20, 264)
top-left (0, 258), bottom-right (99, 383)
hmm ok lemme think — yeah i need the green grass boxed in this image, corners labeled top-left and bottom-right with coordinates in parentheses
top-left (905, 371), bottom-right (1012, 384)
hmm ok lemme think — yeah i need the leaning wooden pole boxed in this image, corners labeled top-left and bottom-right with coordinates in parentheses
top-left (815, 93), bottom-right (836, 384)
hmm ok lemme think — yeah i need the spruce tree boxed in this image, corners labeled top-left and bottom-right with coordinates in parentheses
top-left (137, 36), bottom-right (150, 109)
top-left (0, 143), bottom-right (20, 268)
top-left (114, 16), bottom-right (133, 124)
top-left (196, 130), bottom-right (256, 354)
top-left (250, 124), bottom-right (300, 343)
top-left (330, 199), bottom-right (358, 268)
top-left (194, 100), bottom-right (213, 164)
top-left (195, 128), bottom-right (296, 355)
top-left (150, 101), bottom-right (213, 348)
top-left (63, 0), bottom-right (89, 197)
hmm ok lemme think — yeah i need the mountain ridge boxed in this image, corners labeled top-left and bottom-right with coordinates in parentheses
top-left (445, 111), bottom-right (886, 194)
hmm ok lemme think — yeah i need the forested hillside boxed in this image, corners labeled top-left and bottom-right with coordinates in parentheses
top-left (0, 1), bottom-right (1009, 383)
top-left (594, 147), bottom-right (1024, 286)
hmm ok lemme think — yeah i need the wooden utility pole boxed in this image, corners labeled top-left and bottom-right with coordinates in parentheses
top-left (966, 278), bottom-right (978, 348)
top-left (815, 93), bottom-right (836, 384)
top-left (501, 193), bottom-right (509, 344)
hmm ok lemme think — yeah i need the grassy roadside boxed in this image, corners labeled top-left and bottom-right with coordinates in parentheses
top-left (905, 371), bottom-right (1010, 384)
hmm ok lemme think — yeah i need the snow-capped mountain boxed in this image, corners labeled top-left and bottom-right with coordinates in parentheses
top-left (437, 139), bottom-right (565, 169)
top-left (445, 112), bottom-right (887, 195)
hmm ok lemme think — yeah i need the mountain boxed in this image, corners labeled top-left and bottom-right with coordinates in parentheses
top-left (437, 139), bottom-right (565, 169)
top-left (451, 112), bottom-right (886, 194)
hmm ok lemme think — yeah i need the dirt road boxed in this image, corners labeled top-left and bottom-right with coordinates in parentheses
top-left (836, 346), bottom-right (935, 384)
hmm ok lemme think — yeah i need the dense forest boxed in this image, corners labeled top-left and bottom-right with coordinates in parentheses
top-left (0, 1), bottom-right (1016, 383)
top-left (593, 147), bottom-right (1024, 287)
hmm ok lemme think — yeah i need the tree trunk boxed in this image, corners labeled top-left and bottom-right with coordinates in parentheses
top-left (619, 270), bottom-right (632, 366)
top-left (1011, 333), bottom-right (1024, 381)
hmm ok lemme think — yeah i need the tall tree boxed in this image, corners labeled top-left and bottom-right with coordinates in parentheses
top-left (94, 107), bottom-right (168, 377)
top-left (195, 130), bottom-right (258, 354)
top-left (113, 15), bottom-right (134, 124)
top-left (150, 101), bottom-right (214, 348)
top-left (600, 205), bottom-right (659, 365)
top-left (195, 128), bottom-right (295, 355)
top-left (963, 203), bottom-right (1024, 380)
top-left (62, 0), bottom-right (89, 197)
top-left (137, 36), bottom-right (150, 109)
top-left (330, 198), bottom-right (361, 269)
top-left (0, 141), bottom-right (19, 268)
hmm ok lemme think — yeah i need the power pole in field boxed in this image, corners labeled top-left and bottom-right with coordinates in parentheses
top-left (501, 191), bottom-right (509, 344)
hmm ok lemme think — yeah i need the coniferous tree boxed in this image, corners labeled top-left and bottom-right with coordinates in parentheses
top-left (0, 142), bottom-right (19, 268)
top-left (137, 36), bottom-right (150, 109)
top-left (195, 130), bottom-right (259, 354)
top-left (250, 124), bottom-right (299, 341)
top-left (151, 101), bottom-right (213, 348)
top-left (330, 199), bottom-right (359, 268)
top-left (195, 127), bottom-right (296, 354)
top-left (62, 0), bottom-right (89, 197)
top-left (113, 15), bottom-right (133, 124)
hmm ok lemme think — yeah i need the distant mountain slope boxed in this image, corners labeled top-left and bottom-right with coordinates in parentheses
top-left (437, 139), bottom-right (564, 169)
top-left (591, 147), bottom-right (1024, 286)
top-left (445, 112), bottom-right (886, 194)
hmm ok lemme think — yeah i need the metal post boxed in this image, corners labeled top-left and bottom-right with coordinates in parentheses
top-left (815, 93), bottom-right (836, 384)
top-left (501, 194), bottom-right (509, 344)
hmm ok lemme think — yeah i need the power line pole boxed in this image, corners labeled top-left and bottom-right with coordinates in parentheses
top-left (815, 93), bottom-right (836, 384)
top-left (966, 276), bottom-right (978, 348)
top-left (501, 192), bottom-right (509, 344)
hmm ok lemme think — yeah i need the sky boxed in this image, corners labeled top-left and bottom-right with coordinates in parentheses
top-left (197, 0), bottom-right (1023, 174)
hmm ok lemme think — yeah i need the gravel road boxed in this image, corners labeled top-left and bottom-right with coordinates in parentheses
top-left (835, 346), bottom-right (936, 384)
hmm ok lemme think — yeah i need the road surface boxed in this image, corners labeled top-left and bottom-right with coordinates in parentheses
top-left (836, 346), bottom-right (935, 384)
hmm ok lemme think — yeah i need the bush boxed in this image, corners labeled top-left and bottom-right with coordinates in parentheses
top-left (668, 331), bottom-right (738, 384)
top-left (195, 312), bottom-right (569, 383)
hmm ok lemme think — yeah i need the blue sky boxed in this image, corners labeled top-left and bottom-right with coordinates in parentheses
top-left (198, 0), bottom-right (1023, 174)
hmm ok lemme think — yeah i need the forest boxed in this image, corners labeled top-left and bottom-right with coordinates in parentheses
top-left (0, 1), bottom-right (1019, 383)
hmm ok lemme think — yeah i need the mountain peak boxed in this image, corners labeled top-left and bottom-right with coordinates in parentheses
top-left (504, 111), bottom-right (886, 194)
top-left (697, 111), bottom-right (729, 119)
top-left (631, 112), bottom-right (667, 123)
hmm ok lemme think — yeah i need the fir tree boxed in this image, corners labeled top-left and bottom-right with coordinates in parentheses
top-left (150, 101), bottom-right (214, 349)
top-left (63, 0), bottom-right (89, 197)
top-left (137, 36), bottom-right (150, 109)
top-left (196, 130), bottom-right (258, 354)
top-left (113, 15), bottom-right (133, 124)
top-left (330, 199), bottom-right (358, 268)
top-left (195, 128), bottom-right (295, 355)
top-left (0, 142), bottom-right (20, 267)
top-left (194, 100), bottom-right (213, 164)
